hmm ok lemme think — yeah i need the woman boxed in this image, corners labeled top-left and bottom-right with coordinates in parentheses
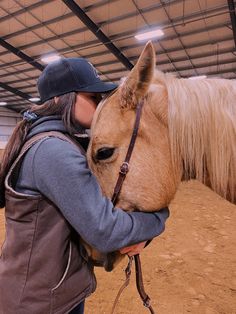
top-left (0, 57), bottom-right (169, 314)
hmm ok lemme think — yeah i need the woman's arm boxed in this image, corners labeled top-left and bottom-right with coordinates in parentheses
top-left (26, 137), bottom-right (169, 253)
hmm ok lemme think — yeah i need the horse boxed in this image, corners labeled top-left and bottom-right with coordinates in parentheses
top-left (86, 41), bottom-right (236, 270)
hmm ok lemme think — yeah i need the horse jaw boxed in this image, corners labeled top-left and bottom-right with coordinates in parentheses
top-left (80, 238), bottom-right (124, 272)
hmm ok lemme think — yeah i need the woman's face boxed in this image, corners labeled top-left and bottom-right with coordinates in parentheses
top-left (74, 92), bottom-right (101, 128)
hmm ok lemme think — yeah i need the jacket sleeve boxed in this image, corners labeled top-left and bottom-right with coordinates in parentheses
top-left (32, 137), bottom-right (169, 253)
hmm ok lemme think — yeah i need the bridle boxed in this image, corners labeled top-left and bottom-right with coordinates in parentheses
top-left (111, 98), bottom-right (155, 314)
top-left (111, 98), bottom-right (144, 205)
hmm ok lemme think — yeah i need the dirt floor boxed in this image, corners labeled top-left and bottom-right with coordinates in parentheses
top-left (0, 180), bottom-right (235, 314)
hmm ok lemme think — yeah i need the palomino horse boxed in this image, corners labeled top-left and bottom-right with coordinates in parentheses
top-left (86, 42), bottom-right (236, 270)
top-left (88, 41), bottom-right (235, 209)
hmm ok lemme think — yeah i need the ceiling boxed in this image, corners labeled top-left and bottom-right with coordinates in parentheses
top-left (0, 0), bottom-right (235, 113)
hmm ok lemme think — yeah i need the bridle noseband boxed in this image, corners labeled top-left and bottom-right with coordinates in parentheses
top-left (111, 98), bottom-right (155, 314)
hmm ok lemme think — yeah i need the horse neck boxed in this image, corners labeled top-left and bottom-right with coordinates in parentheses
top-left (153, 76), bottom-right (236, 204)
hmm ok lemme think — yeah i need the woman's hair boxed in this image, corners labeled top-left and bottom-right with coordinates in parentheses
top-left (0, 92), bottom-right (78, 208)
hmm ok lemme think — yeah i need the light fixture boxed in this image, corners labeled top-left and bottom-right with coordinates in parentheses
top-left (135, 29), bottom-right (164, 41)
top-left (0, 101), bottom-right (7, 106)
top-left (41, 54), bottom-right (61, 64)
top-left (29, 97), bottom-right (40, 102)
top-left (189, 75), bottom-right (207, 80)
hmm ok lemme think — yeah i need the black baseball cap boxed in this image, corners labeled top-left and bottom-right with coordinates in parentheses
top-left (37, 57), bottom-right (117, 102)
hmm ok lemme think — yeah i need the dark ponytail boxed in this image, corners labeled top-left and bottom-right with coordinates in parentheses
top-left (0, 92), bottom-right (78, 208)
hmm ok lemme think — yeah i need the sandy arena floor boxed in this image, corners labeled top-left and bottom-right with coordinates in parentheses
top-left (0, 180), bottom-right (236, 314)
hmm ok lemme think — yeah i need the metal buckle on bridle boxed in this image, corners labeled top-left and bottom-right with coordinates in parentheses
top-left (125, 255), bottom-right (133, 276)
top-left (119, 162), bottom-right (129, 175)
top-left (143, 296), bottom-right (151, 308)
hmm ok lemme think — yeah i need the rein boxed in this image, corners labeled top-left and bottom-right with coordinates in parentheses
top-left (111, 99), bottom-right (155, 314)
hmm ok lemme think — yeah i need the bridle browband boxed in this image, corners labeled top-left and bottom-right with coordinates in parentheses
top-left (111, 98), bottom-right (155, 314)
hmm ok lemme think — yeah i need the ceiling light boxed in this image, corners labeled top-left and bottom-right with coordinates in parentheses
top-left (41, 54), bottom-right (61, 64)
top-left (189, 75), bottom-right (207, 80)
top-left (0, 102), bottom-right (7, 106)
top-left (135, 29), bottom-right (164, 41)
top-left (29, 97), bottom-right (40, 102)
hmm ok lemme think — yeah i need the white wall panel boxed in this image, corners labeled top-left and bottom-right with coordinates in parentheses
top-left (0, 107), bottom-right (22, 149)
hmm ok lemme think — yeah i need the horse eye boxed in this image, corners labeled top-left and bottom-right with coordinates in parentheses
top-left (95, 147), bottom-right (115, 161)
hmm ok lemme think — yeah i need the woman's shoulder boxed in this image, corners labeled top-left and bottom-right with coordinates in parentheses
top-left (30, 136), bottom-right (85, 161)
top-left (27, 136), bottom-right (89, 190)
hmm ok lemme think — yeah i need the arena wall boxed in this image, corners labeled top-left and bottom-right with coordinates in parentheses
top-left (0, 149), bottom-right (4, 161)
top-left (0, 107), bottom-right (21, 154)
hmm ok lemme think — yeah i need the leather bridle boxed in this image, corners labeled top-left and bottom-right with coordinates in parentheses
top-left (111, 98), bottom-right (144, 205)
top-left (111, 98), bottom-right (155, 314)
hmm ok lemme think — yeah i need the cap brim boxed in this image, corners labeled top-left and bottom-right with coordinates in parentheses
top-left (77, 81), bottom-right (118, 93)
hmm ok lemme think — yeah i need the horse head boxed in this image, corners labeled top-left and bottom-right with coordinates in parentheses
top-left (87, 42), bottom-right (179, 213)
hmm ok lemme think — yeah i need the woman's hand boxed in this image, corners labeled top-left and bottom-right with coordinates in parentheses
top-left (119, 241), bottom-right (147, 256)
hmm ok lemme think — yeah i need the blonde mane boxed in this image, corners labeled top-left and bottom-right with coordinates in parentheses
top-left (154, 72), bottom-right (236, 203)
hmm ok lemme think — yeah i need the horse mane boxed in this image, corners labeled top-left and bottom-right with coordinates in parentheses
top-left (154, 71), bottom-right (236, 203)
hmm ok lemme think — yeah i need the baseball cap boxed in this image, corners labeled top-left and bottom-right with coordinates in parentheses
top-left (37, 57), bottom-right (117, 102)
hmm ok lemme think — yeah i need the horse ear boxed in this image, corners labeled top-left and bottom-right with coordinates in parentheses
top-left (120, 41), bottom-right (156, 109)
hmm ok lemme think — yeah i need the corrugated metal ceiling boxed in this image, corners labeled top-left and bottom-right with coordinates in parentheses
top-left (0, 0), bottom-right (235, 112)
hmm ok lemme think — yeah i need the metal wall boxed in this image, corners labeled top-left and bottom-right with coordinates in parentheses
top-left (0, 107), bottom-right (22, 149)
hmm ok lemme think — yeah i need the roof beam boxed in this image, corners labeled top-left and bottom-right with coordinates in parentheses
top-left (0, 20), bottom-right (230, 71)
top-left (1, 35), bottom-right (233, 84)
top-left (227, 0), bottom-right (236, 48)
top-left (3, 56), bottom-right (236, 90)
top-left (2, 0), bottom-right (121, 41)
top-left (104, 66), bottom-right (236, 82)
top-left (0, 38), bottom-right (43, 106)
top-left (12, 8), bottom-right (232, 53)
top-left (96, 47), bottom-right (236, 68)
top-left (62, 0), bottom-right (133, 70)
top-left (2, 98), bottom-right (32, 104)
top-left (101, 58), bottom-right (236, 76)
top-left (5, 104), bottom-right (28, 113)
top-left (0, 4), bottom-right (229, 60)
top-left (2, 0), bottom-right (183, 42)
top-left (0, 82), bottom-right (32, 101)
top-left (0, 0), bottom-right (53, 23)
top-left (0, 20), bottom-right (44, 105)
top-left (0, 37), bottom-right (44, 71)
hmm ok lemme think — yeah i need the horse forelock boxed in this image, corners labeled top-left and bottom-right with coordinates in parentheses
top-left (91, 88), bottom-right (118, 134)
top-left (153, 71), bottom-right (236, 203)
